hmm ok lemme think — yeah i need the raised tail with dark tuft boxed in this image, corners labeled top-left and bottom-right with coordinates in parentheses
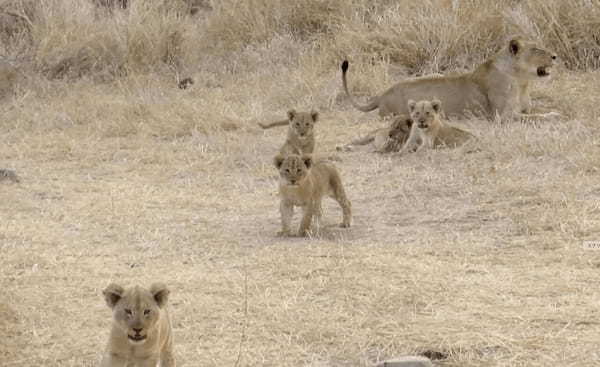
top-left (340, 60), bottom-right (379, 113)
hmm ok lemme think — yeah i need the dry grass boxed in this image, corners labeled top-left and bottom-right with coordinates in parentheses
top-left (2, 1), bottom-right (600, 366)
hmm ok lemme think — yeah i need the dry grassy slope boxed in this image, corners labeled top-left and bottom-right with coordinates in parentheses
top-left (1, 61), bottom-right (600, 367)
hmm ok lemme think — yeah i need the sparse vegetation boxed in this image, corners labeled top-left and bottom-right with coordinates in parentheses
top-left (2, 1), bottom-right (600, 366)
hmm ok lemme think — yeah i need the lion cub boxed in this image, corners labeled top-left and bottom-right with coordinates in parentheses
top-left (274, 154), bottom-right (351, 237)
top-left (338, 114), bottom-right (413, 153)
top-left (400, 99), bottom-right (474, 153)
top-left (101, 283), bottom-right (176, 367)
top-left (259, 109), bottom-right (318, 155)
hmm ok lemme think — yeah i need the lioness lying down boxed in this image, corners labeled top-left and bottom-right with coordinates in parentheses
top-left (342, 38), bottom-right (559, 120)
top-left (101, 283), bottom-right (175, 367)
top-left (274, 154), bottom-right (352, 237)
top-left (400, 98), bottom-right (474, 154)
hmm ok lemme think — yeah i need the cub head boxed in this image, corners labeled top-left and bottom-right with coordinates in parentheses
top-left (274, 154), bottom-right (312, 186)
top-left (407, 99), bottom-right (442, 129)
top-left (388, 115), bottom-right (413, 141)
top-left (103, 283), bottom-right (170, 345)
top-left (287, 109), bottom-right (318, 138)
top-left (506, 37), bottom-right (558, 79)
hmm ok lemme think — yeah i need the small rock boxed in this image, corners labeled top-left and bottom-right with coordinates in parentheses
top-left (377, 356), bottom-right (432, 367)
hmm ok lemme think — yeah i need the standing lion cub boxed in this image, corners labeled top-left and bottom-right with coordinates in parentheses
top-left (101, 283), bottom-right (176, 367)
top-left (274, 154), bottom-right (352, 237)
top-left (400, 98), bottom-right (474, 154)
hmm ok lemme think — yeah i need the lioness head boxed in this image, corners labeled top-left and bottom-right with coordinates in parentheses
top-left (103, 283), bottom-right (170, 345)
top-left (506, 38), bottom-right (558, 79)
top-left (407, 99), bottom-right (442, 129)
top-left (274, 154), bottom-right (312, 186)
top-left (288, 109), bottom-right (318, 138)
top-left (388, 115), bottom-right (413, 140)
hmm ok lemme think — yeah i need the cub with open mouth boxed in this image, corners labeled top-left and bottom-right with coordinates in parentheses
top-left (101, 283), bottom-right (176, 367)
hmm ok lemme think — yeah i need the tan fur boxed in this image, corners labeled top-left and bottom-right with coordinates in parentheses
top-left (259, 110), bottom-right (319, 156)
top-left (341, 38), bottom-right (559, 120)
top-left (101, 283), bottom-right (175, 367)
top-left (274, 154), bottom-right (351, 237)
top-left (338, 115), bottom-right (413, 153)
top-left (400, 99), bottom-right (474, 154)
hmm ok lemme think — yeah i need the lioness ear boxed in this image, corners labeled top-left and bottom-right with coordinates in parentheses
top-left (509, 38), bottom-right (521, 55)
top-left (287, 109), bottom-right (296, 121)
top-left (407, 100), bottom-right (416, 112)
top-left (310, 110), bottom-right (319, 123)
top-left (103, 283), bottom-right (124, 309)
top-left (302, 155), bottom-right (312, 169)
top-left (150, 283), bottom-right (170, 308)
top-left (431, 99), bottom-right (442, 113)
top-left (274, 155), bottom-right (285, 169)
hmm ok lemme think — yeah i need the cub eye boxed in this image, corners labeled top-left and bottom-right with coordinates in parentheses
top-left (144, 309), bottom-right (151, 316)
top-left (285, 169), bottom-right (290, 173)
top-left (426, 111), bottom-right (430, 115)
top-left (125, 309), bottom-right (132, 316)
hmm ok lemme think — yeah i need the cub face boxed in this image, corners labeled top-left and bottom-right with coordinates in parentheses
top-left (103, 283), bottom-right (170, 345)
top-left (407, 99), bottom-right (442, 130)
top-left (508, 38), bottom-right (558, 80)
top-left (274, 154), bottom-right (312, 187)
top-left (288, 109), bottom-right (318, 138)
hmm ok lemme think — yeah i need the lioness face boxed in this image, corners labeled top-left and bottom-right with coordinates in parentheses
top-left (274, 154), bottom-right (312, 187)
top-left (388, 115), bottom-right (413, 140)
top-left (288, 109), bottom-right (318, 139)
top-left (509, 38), bottom-right (558, 79)
top-left (103, 283), bottom-right (170, 345)
top-left (407, 99), bottom-right (441, 130)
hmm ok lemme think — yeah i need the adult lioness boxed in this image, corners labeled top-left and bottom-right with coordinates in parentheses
top-left (274, 154), bottom-right (351, 237)
top-left (101, 283), bottom-right (176, 367)
top-left (337, 114), bottom-right (413, 153)
top-left (400, 98), bottom-right (474, 154)
top-left (259, 109), bottom-right (318, 155)
top-left (341, 38), bottom-right (558, 120)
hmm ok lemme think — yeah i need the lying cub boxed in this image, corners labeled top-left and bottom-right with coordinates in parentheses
top-left (101, 283), bottom-right (175, 367)
top-left (274, 154), bottom-right (352, 236)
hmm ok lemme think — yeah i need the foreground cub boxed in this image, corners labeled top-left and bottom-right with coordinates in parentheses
top-left (259, 109), bottom-right (318, 155)
top-left (274, 154), bottom-right (351, 236)
top-left (338, 115), bottom-right (413, 153)
top-left (101, 283), bottom-right (175, 367)
top-left (400, 99), bottom-right (474, 154)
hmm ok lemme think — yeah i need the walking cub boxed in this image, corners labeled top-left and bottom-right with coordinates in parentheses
top-left (101, 283), bottom-right (176, 367)
top-left (259, 109), bottom-right (318, 155)
top-left (274, 154), bottom-right (351, 237)
top-left (337, 115), bottom-right (413, 153)
top-left (400, 99), bottom-right (474, 154)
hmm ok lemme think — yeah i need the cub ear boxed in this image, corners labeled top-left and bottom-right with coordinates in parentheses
top-left (431, 99), bottom-right (442, 113)
top-left (406, 118), bottom-right (413, 128)
top-left (310, 110), bottom-right (319, 123)
top-left (274, 155), bottom-right (285, 169)
top-left (302, 155), bottom-right (312, 169)
top-left (407, 99), bottom-right (416, 112)
top-left (103, 283), bottom-right (124, 309)
top-left (287, 109), bottom-right (296, 121)
top-left (150, 283), bottom-right (170, 308)
top-left (509, 38), bottom-right (521, 55)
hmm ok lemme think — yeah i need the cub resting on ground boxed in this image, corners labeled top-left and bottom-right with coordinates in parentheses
top-left (259, 109), bottom-right (318, 155)
top-left (101, 283), bottom-right (175, 367)
top-left (399, 98), bottom-right (474, 154)
top-left (337, 114), bottom-right (413, 153)
top-left (342, 38), bottom-right (559, 120)
top-left (274, 154), bottom-right (352, 237)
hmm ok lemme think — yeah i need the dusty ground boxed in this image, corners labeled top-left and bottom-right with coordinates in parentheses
top-left (2, 61), bottom-right (600, 367)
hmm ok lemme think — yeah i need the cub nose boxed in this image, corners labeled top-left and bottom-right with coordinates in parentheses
top-left (132, 327), bottom-right (143, 334)
top-left (419, 118), bottom-right (426, 124)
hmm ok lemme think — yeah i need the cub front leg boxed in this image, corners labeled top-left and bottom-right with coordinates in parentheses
top-left (298, 204), bottom-right (314, 237)
top-left (278, 200), bottom-right (294, 237)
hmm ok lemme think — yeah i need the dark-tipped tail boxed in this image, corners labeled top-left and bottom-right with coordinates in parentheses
top-left (340, 60), bottom-right (379, 113)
